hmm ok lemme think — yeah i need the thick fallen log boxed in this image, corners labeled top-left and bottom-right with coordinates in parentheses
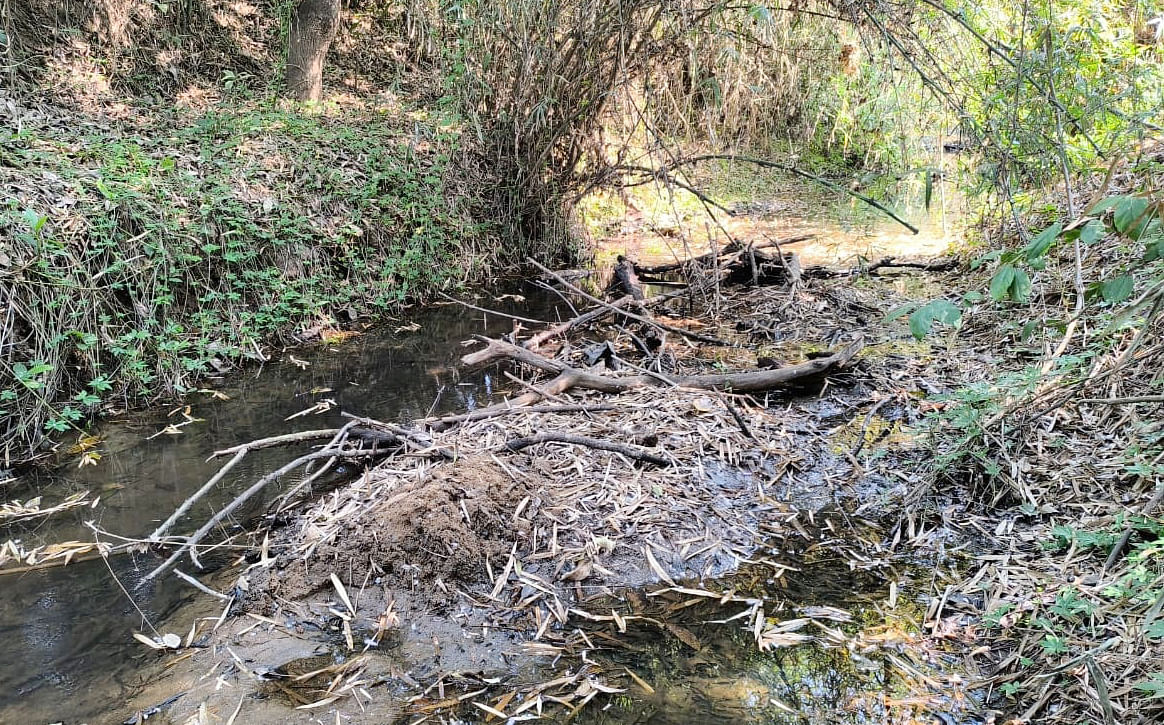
top-left (802, 256), bottom-right (959, 279)
top-left (463, 334), bottom-right (863, 396)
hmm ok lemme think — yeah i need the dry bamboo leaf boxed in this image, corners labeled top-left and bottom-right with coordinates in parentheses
top-left (330, 573), bottom-right (354, 615)
top-left (643, 546), bottom-right (676, 586)
top-left (133, 632), bottom-right (165, 650)
top-left (295, 695), bottom-right (340, 710)
top-left (473, 702), bottom-right (508, 719)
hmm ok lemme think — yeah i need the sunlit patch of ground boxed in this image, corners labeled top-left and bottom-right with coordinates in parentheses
top-left (585, 161), bottom-right (968, 268)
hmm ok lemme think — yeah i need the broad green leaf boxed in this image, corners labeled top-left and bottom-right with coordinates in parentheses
top-left (1114, 197), bottom-right (1149, 236)
top-left (1020, 319), bottom-right (1042, 342)
top-left (1009, 268), bottom-right (1032, 303)
top-left (749, 5), bottom-right (773, 23)
top-left (1024, 222), bottom-right (1062, 261)
top-left (1135, 673), bottom-right (1164, 699)
top-left (926, 299), bottom-right (962, 326)
top-left (908, 310), bottom-right (932, 339)
top-left (21, 209), bottom-right (47, 235)
top-left (963, 291), bottom-right (985, 304)
top-left (1143, 238), bottom-right (1164, 263)
top-left (884, 302), bottom-right (918, 322)
top-left (1089, 195), bottom-right (1126, 215)
top-left (1101, 275), bottom-right (1134, 303)
top-left (1079, 219), bottom-right (1106, 244)
top-left (990, 264), bottom-right (1017, 301)
top-left (970, 249), bottom-right (1001, 270)
top-left (906, 300), bottom-right (962, 339)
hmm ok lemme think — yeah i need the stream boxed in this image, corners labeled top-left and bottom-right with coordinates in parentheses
top-left (1, 183), bottom-right (971, 724)
top-left (0, 295), bottom-right (565, 724)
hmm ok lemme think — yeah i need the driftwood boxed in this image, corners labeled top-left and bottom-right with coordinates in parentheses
top-left (425, 403), bottom-right (615, 431)
top-left (634, 234), bottom-right (814, 275)
top-left (503, 432), bottom-right (669, 467)
top-left (148, 424), bottom-right (404, 544)
top-left (612, 255), bottom-right (645, 300)
top-left (143, 446), bottom-right (376, 581)
top-left (522, 287), bottom-right (689, 350)
top-left (802, 256), bottom-right (959, 279)
top-left (529, 257), bottom-right (734, 347)
top-left (463, 334), bottom-right (863, 398)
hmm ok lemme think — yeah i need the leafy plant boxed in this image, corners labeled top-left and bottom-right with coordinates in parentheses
top-left (886, 298), bottom-right (963, 339)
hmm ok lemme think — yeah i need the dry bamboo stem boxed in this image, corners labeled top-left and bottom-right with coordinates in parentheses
top-left (143, 448), bottom-right (370, 581)
top-left (528, 258), bottom-right (734, 347)
top-left (503, 432), bottom-right (669, 466)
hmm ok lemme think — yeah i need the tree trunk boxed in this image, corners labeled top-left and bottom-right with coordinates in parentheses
top-left (286, 0), bottom-right (341, 101)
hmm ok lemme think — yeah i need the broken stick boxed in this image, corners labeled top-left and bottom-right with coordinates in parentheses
top-left (503, 432), bottom-right (669, 467)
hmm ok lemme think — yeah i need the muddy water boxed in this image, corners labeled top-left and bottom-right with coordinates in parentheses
top-left (0, 293), bottom-right (567, 724)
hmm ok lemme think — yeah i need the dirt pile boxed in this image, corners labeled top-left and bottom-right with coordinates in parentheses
top-left (259, 457), bottom-right (541, 606)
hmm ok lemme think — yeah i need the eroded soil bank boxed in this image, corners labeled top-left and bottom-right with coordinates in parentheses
top-left (115, 259), bottom-right (984, 725)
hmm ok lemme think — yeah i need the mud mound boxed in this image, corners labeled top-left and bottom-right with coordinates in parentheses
top-left (260, 457), bottom-right (541, 607)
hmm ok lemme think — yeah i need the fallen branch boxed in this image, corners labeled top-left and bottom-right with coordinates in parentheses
top-left (424, 403), bottom-right (615, 431)
top-left (174, 569), bottom-right (233, 601)
top-left (522, 287), bottom-right (689, 350)
top-left (503, 432), bottom-right (669, 467)
top-left (143, 447), bottom-right (374, 581)
top-left (634, 234), bottom-right (814, 275)
top-left (529, 258), bottom-right (734, 347)
top-left (152, 423), bottom-right (402, 543)
top-left (210, 429), bottom-right (341, 459)
top-left (464, 334), bottom-right (863, 395)
top-left (802, 256), bottom-right (959, 279)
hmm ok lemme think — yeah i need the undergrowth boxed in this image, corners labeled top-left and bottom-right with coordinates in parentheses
top-left (0, 101), bottom-right (510, 462)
